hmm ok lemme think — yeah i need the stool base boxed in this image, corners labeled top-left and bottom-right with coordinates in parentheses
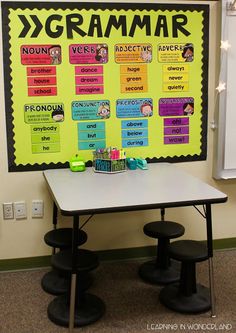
top-left (159, 282), bottom-right (211, 314)
top-left (41, 270), bottom-right (93, 295)
top-left (47, 293), bottom-right (105, 327)
top-left (41, 270), bottom-right (69, 295)
top-left (139, 259), bottom-right (181, 285)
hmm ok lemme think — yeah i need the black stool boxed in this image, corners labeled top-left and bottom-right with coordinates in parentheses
top-left (139, 220), bottom-right (185, 284)
top-left (47, 248), bottom-right (105, 327)
top-left (44, 228), bottom-right (88, 250)
top-left (159, 240), bottom-right (211, 314)
top-left (41, 228), bottom-right (91, 295)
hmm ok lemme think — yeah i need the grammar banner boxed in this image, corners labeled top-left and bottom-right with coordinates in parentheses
top-left (1, 2), bottom-right (209, 171)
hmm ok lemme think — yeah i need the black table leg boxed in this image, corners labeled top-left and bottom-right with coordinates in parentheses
top-left (205, 203), bottom-right (216, 318)
top-left (52, 203), bottom-right (58, 255)
top-left (69, 215), bottom-right (79, 332)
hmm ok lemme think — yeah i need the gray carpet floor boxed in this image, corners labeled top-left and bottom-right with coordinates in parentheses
top-left (0, 249), bottom-right (235, 333)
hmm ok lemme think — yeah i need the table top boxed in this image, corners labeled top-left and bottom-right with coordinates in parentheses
top-left (43, 163), bottom-right (227, 216)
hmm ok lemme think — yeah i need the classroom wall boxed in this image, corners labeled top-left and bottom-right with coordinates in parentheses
top-left (0, 0), bottom-right (235, 260)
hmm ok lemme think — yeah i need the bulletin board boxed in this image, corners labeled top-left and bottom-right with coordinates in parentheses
top-left (1, 1), bottom-right (209, 171)
top-left (213, 0), bottom-right (236, 179)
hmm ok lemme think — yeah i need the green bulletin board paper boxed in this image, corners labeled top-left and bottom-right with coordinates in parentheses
top-left (1, 2), bottom-right (209, 171)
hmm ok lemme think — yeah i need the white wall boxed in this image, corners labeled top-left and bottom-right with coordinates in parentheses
top-left (0, 0), bottom-right (235, 260)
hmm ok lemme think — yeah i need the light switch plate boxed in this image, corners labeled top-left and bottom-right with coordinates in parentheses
top-left (32, 200), bottom-right (44, 218)
top-left (14, 201), bottom-right (27, 219)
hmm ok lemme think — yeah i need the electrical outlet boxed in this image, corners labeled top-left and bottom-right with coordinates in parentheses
top-left (32, 200), bottom-right (44, 218)
top-left (14, 201), bottom-right (27, 219)
top-left (3, 202), bottom-right (14, 219)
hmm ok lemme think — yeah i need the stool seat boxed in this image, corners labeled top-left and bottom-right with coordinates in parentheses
top-left (51, 249), bottom-right (99, 273)
top-left (169, 240), bottom-right (208, 262)
top-left (144, 221), bottom-right (185, 239)
top-left (159, 239), bottom-right (210, 314)
top-left (139, 220), bottom-right (185, 285)
top-left (44, 228), bottom-right (87, 249)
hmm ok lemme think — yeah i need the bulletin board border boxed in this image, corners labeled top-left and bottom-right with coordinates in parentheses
top-left (1, 1), bottom-right (209, 172)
